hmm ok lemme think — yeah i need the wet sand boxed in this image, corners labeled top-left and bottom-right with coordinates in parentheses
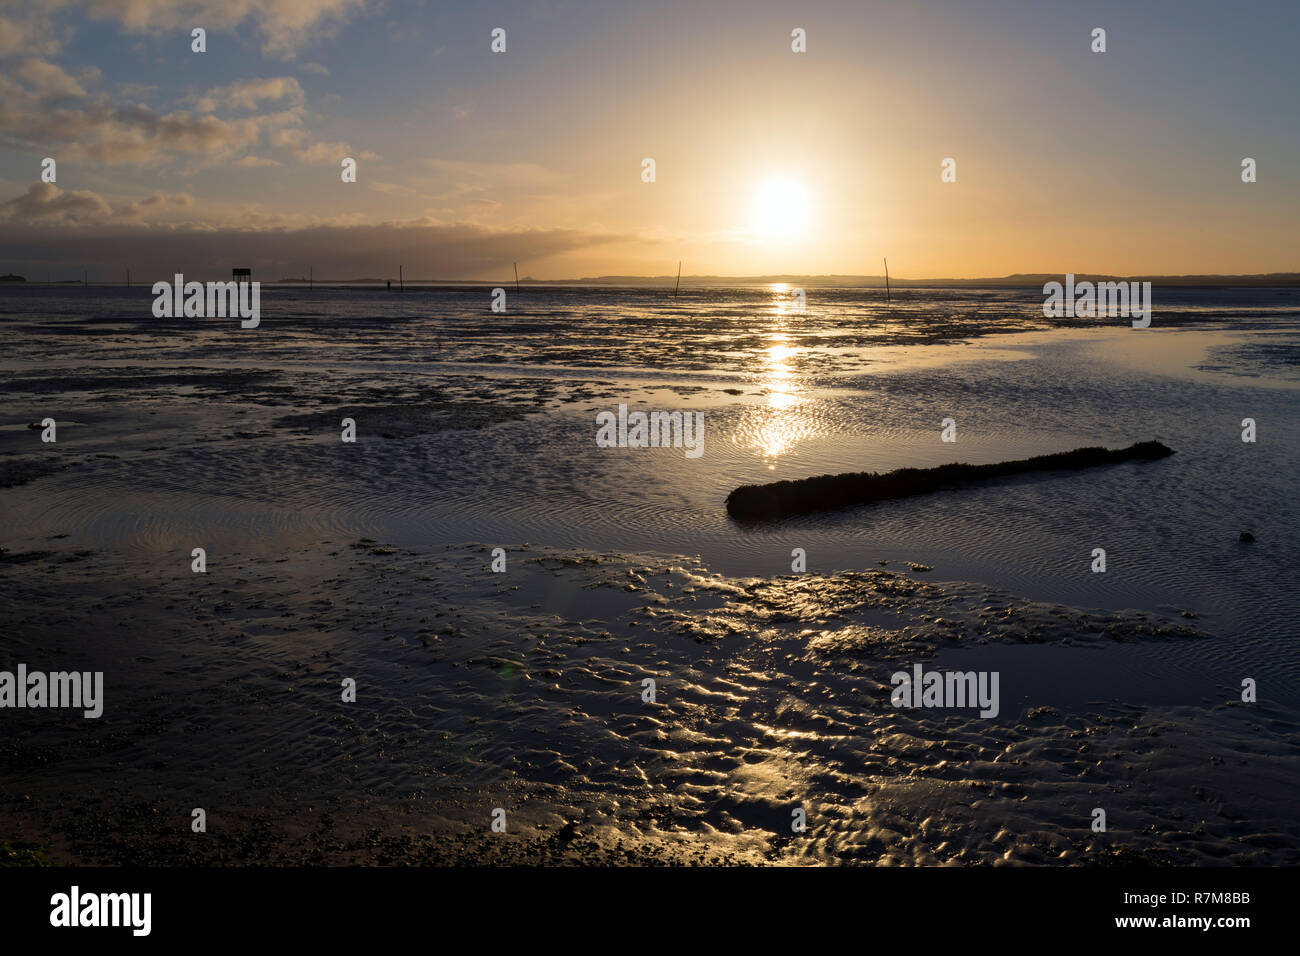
top-left (2, 540), bottom-right (1295, 865)
top-left (2, 285), bottom-right (1298, 865)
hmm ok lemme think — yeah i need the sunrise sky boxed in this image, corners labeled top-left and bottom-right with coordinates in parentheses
top-left (0, 0), bottom-right (1296, 281)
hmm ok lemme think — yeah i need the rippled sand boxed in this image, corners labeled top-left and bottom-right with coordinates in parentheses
top-left (1, 542), bottom-right (1295, 864)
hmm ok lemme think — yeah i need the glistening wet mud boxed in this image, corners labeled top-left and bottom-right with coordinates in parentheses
top-left (2, 542), bottom-right (1292, 865)
top-left (2, 285), bottom-right (1297, 864)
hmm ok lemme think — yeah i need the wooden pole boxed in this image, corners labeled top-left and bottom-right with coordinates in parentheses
top-left (674, 261), bottom-right (681, 300)
top-left (514, 261), bottom-right (520, 294)
top-left (883, 258), bottom-right (891, 304)
top-left (399, 264), bottom-right (404, 291)
top-left (309, 266), bottom-right (313, 291)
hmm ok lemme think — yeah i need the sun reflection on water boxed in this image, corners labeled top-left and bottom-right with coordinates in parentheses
top-left (750, 287), bottom-right (812, 466)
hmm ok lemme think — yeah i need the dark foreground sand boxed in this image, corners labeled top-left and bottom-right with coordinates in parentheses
top-left (3, 538), bottom-right (1295, 865)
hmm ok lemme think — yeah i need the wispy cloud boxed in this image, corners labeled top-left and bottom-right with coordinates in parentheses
top-left (0, 57), bottom-right (354, 168)
top-left (0, 5), bottom-right (63, 57)
top-left (423, 159), bottom-right (564, 188)
top-left (37, 0), bottom-right (371, 58)
top-left (195, 76), bottom-right (305, 113)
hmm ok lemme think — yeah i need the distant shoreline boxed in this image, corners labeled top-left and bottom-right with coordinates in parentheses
top-left (238, 272), bottom-right (1300, 288)
top-left (7, 274), bottom-right (1299, 289)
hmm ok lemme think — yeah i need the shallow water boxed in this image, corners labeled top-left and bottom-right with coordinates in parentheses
top-left (2, 284), bottom-right (1297, 863)
top-left (4, 285), bottom-right (1297, 676)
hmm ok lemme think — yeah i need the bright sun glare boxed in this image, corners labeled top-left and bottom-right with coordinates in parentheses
top-left (750, 178), bottom-right (812, 242)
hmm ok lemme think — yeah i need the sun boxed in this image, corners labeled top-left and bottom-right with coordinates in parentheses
top-left (750, 178), bottom-right (812, 242)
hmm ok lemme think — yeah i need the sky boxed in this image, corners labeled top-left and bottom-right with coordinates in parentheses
top-left (0, 0), bottom-right (1296, 281)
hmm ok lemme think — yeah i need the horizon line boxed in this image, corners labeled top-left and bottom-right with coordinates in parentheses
top-left (9, 271), bottom-right (1299, 288)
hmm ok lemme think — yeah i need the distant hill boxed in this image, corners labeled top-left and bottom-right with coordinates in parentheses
top-left (264, 272), bottom-right (1300, 288)
top-left (0, 273), bottom-right (25, 282)
top-left (273, 277), bottom-right (387, 284)
top-left (540, 272), bottom-right (1300, 288)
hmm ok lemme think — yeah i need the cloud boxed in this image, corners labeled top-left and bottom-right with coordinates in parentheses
top-left (0, 58), bottom-right (349, 169)
top-left (0, 7), bottom-right (63, 58)
top-left (117, 190), bottom-right (196, 218)
top-left (0, 182), bottom-right (112, 224)
top-left (0, 213), bottom-right (637, 280)
top-left (0, 183), bottom-right (198, 225)
top-left (269, 128), bottom-right (364, 165)
top-left (0, 1), bottom-right (356, 63)
top-left (195, 76), bottom-right (304, 113)
top-left (43, 0), bottom-right (371, 58)
top-left (10, 57), bottom-right (87, 98)
top-left (423, 159), bottom-right (563, 188)
top-left (21, 104), bottom-right (292, 166)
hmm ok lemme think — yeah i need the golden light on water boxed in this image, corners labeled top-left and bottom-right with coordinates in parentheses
top-left (770, 281), bottom-right (807, 318)
top-left (734, 288), bottom-right (821, 467)
top-left (765, 341), bottom-right (798, 409)
top-left (755, 327), bottom-right (803, 464)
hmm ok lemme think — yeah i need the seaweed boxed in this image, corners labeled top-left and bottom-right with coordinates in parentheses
top-left (726, 441), bottom-right (1175, 521)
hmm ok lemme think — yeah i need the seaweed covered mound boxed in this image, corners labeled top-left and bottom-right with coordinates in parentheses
top-left (726, 441), bottom-right (1175, 521)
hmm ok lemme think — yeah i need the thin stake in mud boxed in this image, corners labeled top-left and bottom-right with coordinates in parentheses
top-left (674, 260), bottom-right (681, 301)
top-left (884, 257), bottom-right (890, 304)
top-left (726, 441), bottom-right (1176, 521)
top-left (399, 264), bottom-right (403, 292)
top-left (514, 261), bottom-right (520, 294)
